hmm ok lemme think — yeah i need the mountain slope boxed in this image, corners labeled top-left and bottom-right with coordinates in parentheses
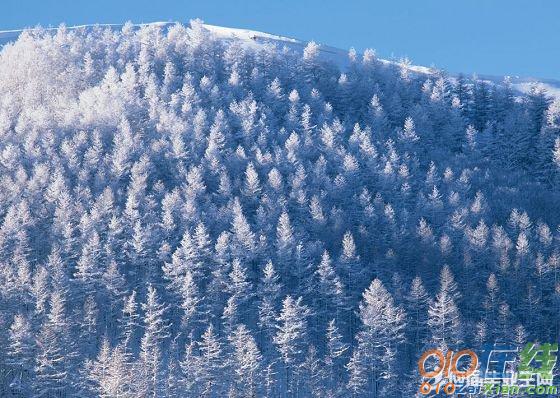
top-left (1, 21), bottom-right (559, 99)
top-left (0, 19), bottom-right (559, 397)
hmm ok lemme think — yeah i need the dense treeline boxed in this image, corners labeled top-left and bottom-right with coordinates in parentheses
top-left (0, 19), bottom-right (559, 397)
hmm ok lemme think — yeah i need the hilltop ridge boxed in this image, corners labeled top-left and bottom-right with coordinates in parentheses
top-left (1, 20), bottom-right (558, 98)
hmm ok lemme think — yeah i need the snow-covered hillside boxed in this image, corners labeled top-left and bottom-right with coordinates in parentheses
top-left (0, 19), bottom-right (559, 398)
top-left (2, 21), bottom-right (559, 99)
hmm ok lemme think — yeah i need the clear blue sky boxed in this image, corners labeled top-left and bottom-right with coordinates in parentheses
top-left (3, 0), bottom-right (559, 79)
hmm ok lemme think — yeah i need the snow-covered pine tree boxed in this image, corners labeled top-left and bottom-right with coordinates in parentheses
top-left (274, 296), bottom-right (311, 396)
top-left (139, 284), bottom-right (170, 398)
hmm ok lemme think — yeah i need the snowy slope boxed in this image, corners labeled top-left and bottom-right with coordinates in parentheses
top-left (1, 18), bottom-right (560, 398)
top-left (1, 21), bottom-right (559, 99)
top-left (0, 29), bottom-right (22, 43)
top-left (203, 23), bottom-right (436, 75)
top-left (494, 76), bottom-right (560, 98)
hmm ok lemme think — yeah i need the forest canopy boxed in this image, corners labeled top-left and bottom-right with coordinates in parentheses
top-left (0, 19), bottom-right (559, 397)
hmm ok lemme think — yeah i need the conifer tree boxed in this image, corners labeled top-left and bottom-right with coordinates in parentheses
top-left (428, 267), bottom-right (462, 350)
top-left (325, 319), bottom-right (349, 393)
top-left (352, 279), bottom-right (406, 397)
top-left (228, 324), bottom-right (262, 397)
top-left (35, 291), bottom-right (77, 397)
top-left (139, 284), bottom-right (170, 398)
top-left (405, 276), bottom-right (429, 355)
top-left (196, 324), bottom-right (223, 397)
top-left (7, 314), bottom-right (36, 396)
top-left (258, 261), bottom-right (282, 350)
top-left (274, 296), bottom-right (311, 396)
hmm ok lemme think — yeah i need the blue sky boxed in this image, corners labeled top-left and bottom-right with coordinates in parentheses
top-left (2, 0), bottom-right (559, 79)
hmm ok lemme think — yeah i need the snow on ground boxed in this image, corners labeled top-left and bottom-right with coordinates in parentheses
top-left (505, 78), bottom-right (560, 99)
